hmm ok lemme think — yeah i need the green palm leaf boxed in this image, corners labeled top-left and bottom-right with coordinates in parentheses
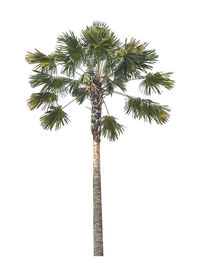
top-left (102, 116), bottom-right (125, 141)
top-left (25, 49), bottom-right (56, 73)
top-left (104, 76), bottom-right (127, 93)
top-left (27, 92), bottom-right (58, 110)
top-left (114, 39), bottom-right (158, 81)
top-left (124, 97), bottom-right (170, 124)
top-left (29, 71), bottom-right (79, 94)
top-left (71, 88), bottom-right (89, 104)
top-left (81, 21), bottom-right (121, 61)
top-left (57, 31), bottom-right (83, 63)
top-left (53, 50), bottom-right (77, 77)
top-left (140, 72), bottom-right (174, 95)
top-left (40, 106), bottom-right (70, 130)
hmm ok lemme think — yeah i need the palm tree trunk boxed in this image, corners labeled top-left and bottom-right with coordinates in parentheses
top-left (90, 82), bottom-right (104, 256)
top-left (93, 138), bottom-right (103, 256)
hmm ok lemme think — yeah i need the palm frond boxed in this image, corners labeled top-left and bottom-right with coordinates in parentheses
top-left (81, 22), bottom-right (121, 61)
top-left (40, 106), bottom-right (70, 130)
top-left (140, 72), bottom-right (174, 95)
top-left (25, 49), bottom-right (56, 73)
top-left (102, 115), bottom-right (125, 141)
top-left (104, 78), bottom-right (115, 93)
top-left (92, 21), bottom-right (109, 29)
top-left (124, 97), bottom-right (170, 124)
top-left (53, 50), bottom-right (78, 77)
top-left (29, 71), bottom-right (79, 94)
top-left (27, 92), bottom-right (58, 110)
top-left (71, 87), bottom-right (89, 104)
top-left (57, 31), bottom-right (83, 63)
top-left (114, 39), bottom-right (158, 81)
top-left (104, 75), bottom-right (127, 93)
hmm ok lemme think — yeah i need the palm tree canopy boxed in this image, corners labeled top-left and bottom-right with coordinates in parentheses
top-left (26, 21), bottom-right (174, 140)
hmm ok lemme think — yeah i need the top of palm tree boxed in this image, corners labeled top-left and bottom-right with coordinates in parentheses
top-left (26, 21), bottom-right (174, 141)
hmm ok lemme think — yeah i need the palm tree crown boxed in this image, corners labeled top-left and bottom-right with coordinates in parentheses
top-left (26, 21), bottom-right (174, 138)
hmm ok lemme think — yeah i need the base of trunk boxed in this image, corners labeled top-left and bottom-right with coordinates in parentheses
top-left (93, 139), bottom-right (103, 256)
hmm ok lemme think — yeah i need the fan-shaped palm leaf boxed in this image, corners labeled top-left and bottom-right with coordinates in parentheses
top-left (25, 49), bottom-right (56, 73)
top-left (52, 50), bottom-right (77, 77)
top-left (81, 22), bottom-right (121, 61)
top-left (124, 97), bottom-right (170, 124)
top-left (29, 71), bottom-right (79, 95)
top-left (140, 72), bottom-right (174, 95)
top-left (102, 115), bottom-right (125, 141)
top-left (27, 92), bottom-right (58, 110)
top-left (104, 76), bottom-right (127, 93)
top-left (114, 39), bottom-right (158, 81)
top-left (71, 88), bottom-right (89, 104)
top-left (57, 31), bottom-right (83, 63)
top-left (40, 106), bottom-right (70, 130)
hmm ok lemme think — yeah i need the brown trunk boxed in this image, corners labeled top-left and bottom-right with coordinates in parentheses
top-left (93, 139), bottom-right (103, 256)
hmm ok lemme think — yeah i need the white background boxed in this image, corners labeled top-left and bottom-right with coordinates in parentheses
top-left (0, 0), bottom-right (199, 275)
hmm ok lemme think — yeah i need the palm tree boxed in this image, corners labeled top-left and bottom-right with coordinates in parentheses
top-left (26, 21), bottom-right (174, 256)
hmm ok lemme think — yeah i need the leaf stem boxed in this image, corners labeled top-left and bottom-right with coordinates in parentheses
top-left (62, 98), bottom-right (77, 109)
top-left (62, 90), bottom-right (89, 109)
top-left (103, 100), bottom-right (110, 115)
top-left (113, 90), bottom-right (132, 98)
